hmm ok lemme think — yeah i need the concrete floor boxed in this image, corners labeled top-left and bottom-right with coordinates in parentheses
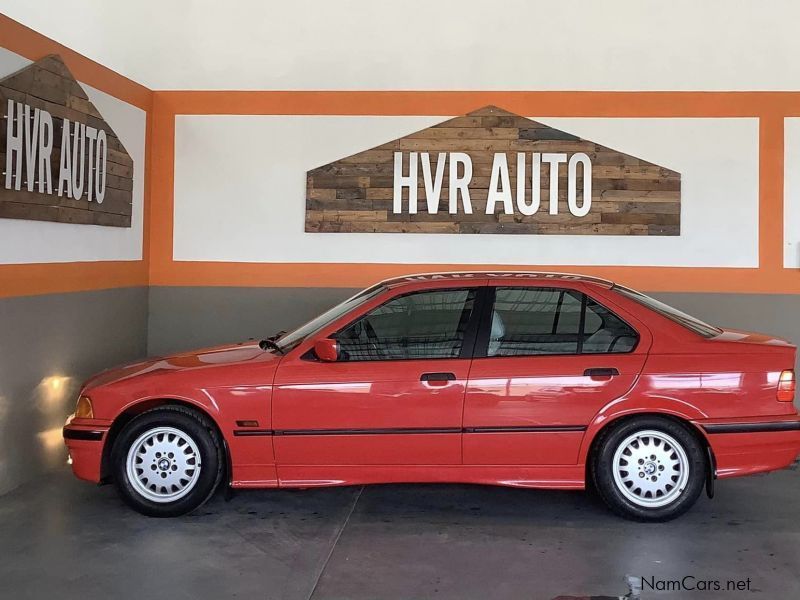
top-left (0, 467), bottom-right (798, 600)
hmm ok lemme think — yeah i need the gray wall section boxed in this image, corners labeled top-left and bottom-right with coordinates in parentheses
top-left (147, 286), bottom-right (360, 356)
top-left (147, 286), bottom-right (800, 361)
top-left (652, 292), bottom-right (800, 367)
top-left (0, 287), bottom-right (148, 495)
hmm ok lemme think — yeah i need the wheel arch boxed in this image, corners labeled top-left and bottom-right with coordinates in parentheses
top-left (100, 397), bottom-right (227, 483)
top-left (581, 409), bottom-right (713, 487)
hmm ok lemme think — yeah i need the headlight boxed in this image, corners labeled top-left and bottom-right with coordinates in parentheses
top-left (75, 395), bottom-right (94, 419)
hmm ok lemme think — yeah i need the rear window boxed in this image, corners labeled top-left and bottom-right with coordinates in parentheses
top-left (614, 286), bottom-right (722, 338)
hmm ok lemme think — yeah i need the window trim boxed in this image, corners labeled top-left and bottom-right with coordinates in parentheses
top-left (318, 285), bottom-right (489, 363)
top-left (473, 286), bottom-right (640, 359)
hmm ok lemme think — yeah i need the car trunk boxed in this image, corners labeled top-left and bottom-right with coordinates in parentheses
top-left (705, 328), bottom-right (797, 416)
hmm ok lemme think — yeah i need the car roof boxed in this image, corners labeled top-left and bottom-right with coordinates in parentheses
top-left (380, 271), bottom-right (614, 289)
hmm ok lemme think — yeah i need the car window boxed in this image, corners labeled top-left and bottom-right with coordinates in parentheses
top-left (335, 288), bottom-right (477, 361)
top-left (489, 288), bottom-right (582, 356)
top-left (487, 287), bottom-right (638, 357)
top-left (582, 296), bottom-right (639, 354)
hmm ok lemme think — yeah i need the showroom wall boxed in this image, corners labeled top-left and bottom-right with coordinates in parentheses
top-left (3, 4), bottom-right (800, 494)
top-left (0, 17), bottom-right (152, 494)
top-left (145, 93), bottom-right (798, 357)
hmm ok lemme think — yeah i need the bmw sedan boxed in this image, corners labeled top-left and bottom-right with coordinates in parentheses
top-left (63, 272), bottom-right (800, 520)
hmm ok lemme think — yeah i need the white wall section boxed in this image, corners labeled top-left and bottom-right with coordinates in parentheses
top-left (0, 48), bottom-right (145, 264)
top-left (3, 0), bottom-right (800, 92)
top-left (173, 115), bottom-right (759, 268)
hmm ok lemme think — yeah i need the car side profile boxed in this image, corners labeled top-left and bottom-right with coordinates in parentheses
top-left (63, 272), bottom-right (800, 520)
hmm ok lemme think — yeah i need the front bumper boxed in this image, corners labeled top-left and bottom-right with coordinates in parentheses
top-left (63, 418), bottom-right (108, 483)
top-left (696, 417), bottom-right (800, 478)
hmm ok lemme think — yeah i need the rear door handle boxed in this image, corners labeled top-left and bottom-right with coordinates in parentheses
top-left (420, 372), bottom-right (456, 382)
top-left (584, 368), bottom-right (620, 378)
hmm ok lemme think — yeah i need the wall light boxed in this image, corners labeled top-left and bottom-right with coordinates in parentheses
top-left (36, 375), bottom-right (73, 413)
top-left (36, 426), bottom-right (65, 453)
top-left (42, 375), bottom-right (70, 394)
top-left (48, 376), bottom-right (63, 392)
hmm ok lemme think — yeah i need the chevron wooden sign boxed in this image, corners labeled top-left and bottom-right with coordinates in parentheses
top-left (306, 106), bottom-right (680, 235)
top-left (1, 55), bottom-right (133, 227)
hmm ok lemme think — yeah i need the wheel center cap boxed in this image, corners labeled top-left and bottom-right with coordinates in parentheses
top-left (644, 461), bottom-right (656, 475)
top-left (158, 458), bottom-right (171, 471)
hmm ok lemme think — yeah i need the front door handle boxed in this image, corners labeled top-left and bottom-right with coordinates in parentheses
top-left (420, 372), bottom-right (456, 382)
top-left (584, 367), bottom-right (620, 378)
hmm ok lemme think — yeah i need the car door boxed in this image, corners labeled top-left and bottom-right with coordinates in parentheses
top-left (272, 282), bottom-right (485, 469)
top-left (463, 281), bottom-right (651, 466)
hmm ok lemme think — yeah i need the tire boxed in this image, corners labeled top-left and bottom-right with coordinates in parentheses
top-left (111, 405), bottom-right (224, 517)
top-left (592, 416), bottom-right (706, 521)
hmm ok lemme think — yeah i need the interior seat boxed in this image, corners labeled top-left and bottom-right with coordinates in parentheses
top-left (488, 311), bottom-right (505, 356)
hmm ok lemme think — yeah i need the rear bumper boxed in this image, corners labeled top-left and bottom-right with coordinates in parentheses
top-left (696, 417), bottom-right (800, 478)
top-left (63, 422), bottom-right (107, 483)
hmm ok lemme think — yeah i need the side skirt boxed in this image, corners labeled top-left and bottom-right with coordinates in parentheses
top-left (270, 465), bottom-right (586, 490)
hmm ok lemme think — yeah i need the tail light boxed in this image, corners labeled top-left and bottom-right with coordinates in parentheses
top-left (777, 370), bottom-right (796, 402)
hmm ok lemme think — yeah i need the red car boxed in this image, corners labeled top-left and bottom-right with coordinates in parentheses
top-left (63, 272), bottom-right (800, 520)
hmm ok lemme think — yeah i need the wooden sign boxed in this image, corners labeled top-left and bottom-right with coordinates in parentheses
top-left (306, 106), bottom-right (680, 235)
top-left (0, 55), bottom-right (133, 227)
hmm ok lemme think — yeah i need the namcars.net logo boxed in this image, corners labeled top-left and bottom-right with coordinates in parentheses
top-left (641, 575), bottom-right (752, 593)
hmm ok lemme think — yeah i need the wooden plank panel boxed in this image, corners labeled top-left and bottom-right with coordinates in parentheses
top-left (305, 105), bottom-right (680, 235)
top-left (406, 127), bottom-right (520, 140)
top-left (0, 54), bottom-right (134, 228)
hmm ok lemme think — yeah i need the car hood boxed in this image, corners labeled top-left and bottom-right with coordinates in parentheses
top-left (82, 341), bottom-right (274, 390)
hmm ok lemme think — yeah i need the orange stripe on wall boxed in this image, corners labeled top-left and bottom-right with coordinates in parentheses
top-left (158, 90), bottom-right (800, 118)
top-left (149, 262), bottom-right (799, 294)
top-left (0, 14), bottom-right (151, 111)
top-left (759, 114), bottom-right (785, 272)
top-left (0, 261), bottom-right (148, 299)
top-left (147, 95), bottom-right (175, 285)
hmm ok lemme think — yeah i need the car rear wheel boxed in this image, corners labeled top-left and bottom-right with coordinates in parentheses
top-left (111, 406), bottom-right (224, 517)
top-left (592, 416), bottom-right (706, 521)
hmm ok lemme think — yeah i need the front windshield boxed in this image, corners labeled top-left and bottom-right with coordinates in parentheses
top-left (274, 284), bottom-right (387, 350)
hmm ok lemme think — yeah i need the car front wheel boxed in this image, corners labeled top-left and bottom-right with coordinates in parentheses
top-left (592, 416), bottom-right (706, 521)
top-left (111, 406), bottom-right (224, 517)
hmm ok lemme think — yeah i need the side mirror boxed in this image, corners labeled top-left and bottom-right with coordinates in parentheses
top-left (314, 338), bottom-right (339, 362)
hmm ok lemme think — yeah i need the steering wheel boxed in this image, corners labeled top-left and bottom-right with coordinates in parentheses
top-left (362, 319), bottom-right (386, 359)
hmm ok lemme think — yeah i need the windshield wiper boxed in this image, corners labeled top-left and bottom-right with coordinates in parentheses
top-left (258, 338), bottom-right (284, 354)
